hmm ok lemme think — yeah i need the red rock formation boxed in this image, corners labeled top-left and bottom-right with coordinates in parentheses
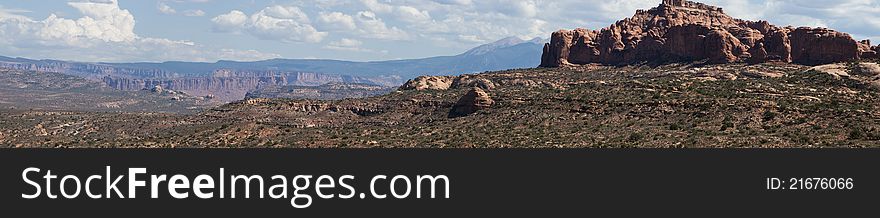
top-left (540, 0), bottom-right (869, 67)
top-left (449, 88), bottom-right (494, 118)
top-left (858, 40), bottom-right (878, 59)
top-left (789, 27), bottom-right (861, 65)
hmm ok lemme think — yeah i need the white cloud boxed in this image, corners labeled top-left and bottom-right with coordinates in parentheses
top-left (313, 9), bottom-right (412, 41)
top-left (358, 0), bottom-right (880, 48)
top-left (324, 38), bottom-right (373, 52)
top-left (360, 0), bottom-right (394, 14)
top-left (355, 11), bottom-right (408, 40)
top-left (8, 0), bottom-right (880, 62)
top-left (0, 0), bottom-right (278, 62)
top-left (182, 9), bottom-right (205, 17)
top-left (212, 6), bottom-right (327, 43)
top-left (395, 6), bottom-right (431, 23)
top-left (317, 12), bottom-right (356, 31)
top-left (0, 6), bottom-right (30, 21)
top-left (158, 1), bottom-right (205, 17)
top-left (46, 0), bottom-right (137, 43)
top-left (211, 10), bottom-right (247, 31)
top-left (157, 2), bottom-right (176, 14)
top-left (262, 5), bottom-right (309, 22)
top-left (432, 0), bottom-right (473, 5)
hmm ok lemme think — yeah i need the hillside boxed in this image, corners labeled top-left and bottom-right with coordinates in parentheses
top-left (2, 61), bottom-right (879, 147)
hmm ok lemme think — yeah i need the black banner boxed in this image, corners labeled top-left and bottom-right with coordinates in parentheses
top-left (0, 149), bottom-right (875, 217)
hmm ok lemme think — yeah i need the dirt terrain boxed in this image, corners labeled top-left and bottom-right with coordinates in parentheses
top-left (2, 61), bottom-right (879, 148)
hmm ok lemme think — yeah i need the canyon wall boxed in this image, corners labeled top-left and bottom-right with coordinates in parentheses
top-left (103, 71), bottom-right (382, 102)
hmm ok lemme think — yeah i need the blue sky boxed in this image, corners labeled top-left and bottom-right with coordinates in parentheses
top-left (1, 0), bottom-right (879, 63)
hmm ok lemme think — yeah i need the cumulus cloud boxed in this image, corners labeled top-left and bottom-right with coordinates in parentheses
top-left (355, 11), bottom-right (409, 40)
top-left (357, 0), bottom-right (432, 24)
top-left (157, 1), bottom-right (205, 17)
top-left (317, 12), bottom-right (356, 31)
top-left (261, 5), bottom-right (310, 23)
top-left (360, 0), bottom-right (394, 14)
top-left (212, 6), bottom-right (327, 43)
top-left (395, 6), bottom-right (431, 23)
top-left (35, 0), bottom-right (138, 43)
top-left (0, 0), bottom-right (278, 62)
top-left (6, 0), bottom-right (880, 62)
top-left (157, 2), bottom-right (176, 14)
top-left (349, 0), bottom-right (880, 46)
top-left (211, 10), bottom-right (247, 31)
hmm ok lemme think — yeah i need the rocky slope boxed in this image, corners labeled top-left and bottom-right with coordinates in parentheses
top-left (541, 0), bottom-right (879, 67)
top-left (2, 61), bottom-right (879, 148)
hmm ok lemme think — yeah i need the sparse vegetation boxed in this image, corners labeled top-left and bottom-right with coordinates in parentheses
top-left (1, 62), bottom-right (879, 148)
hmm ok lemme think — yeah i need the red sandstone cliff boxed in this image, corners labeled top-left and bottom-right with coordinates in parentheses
top-left (540, 0), bottom-right (877, 67)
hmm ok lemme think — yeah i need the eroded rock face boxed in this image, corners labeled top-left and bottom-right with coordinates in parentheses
top-left (449, 88), bottom-right (494, 118)
top-left (790, 28), bottom-right (861, 65)
top-left (540, 0), bottom-right (868, 67)
top-left (665, 25), bottom-right (749, 64)
top-left (858, 40), bottom-right (877, 59)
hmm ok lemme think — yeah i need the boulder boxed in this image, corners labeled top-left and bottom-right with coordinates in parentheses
top-left (150, 85), bottom-right (164, 93)
top-left (449, 88), bottom-right (494, 118)
top-left (810, 64), bottom-right (850, 80)
top-left (399, 76), bottom-right (455, 91)
top-left (857, 62), bottom-right (880, 77)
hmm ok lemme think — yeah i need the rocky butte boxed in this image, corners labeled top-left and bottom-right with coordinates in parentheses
top-left (540, 0), bottom-right (880, 67)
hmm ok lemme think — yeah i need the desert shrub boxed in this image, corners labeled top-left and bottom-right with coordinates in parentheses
top-left (721, 116), bottom-right (734, 131)
top-left (627, 132), bottom-right (645, 142)
top-left (762, 111), bottom-right (777, 122)
top-left (848, 129), bottom-right (864, 140)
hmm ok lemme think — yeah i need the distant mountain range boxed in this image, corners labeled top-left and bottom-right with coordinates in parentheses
top-left (0, 37), bottom-right (545, 101)
top-left (104, 36), bottom-right (546, 79)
